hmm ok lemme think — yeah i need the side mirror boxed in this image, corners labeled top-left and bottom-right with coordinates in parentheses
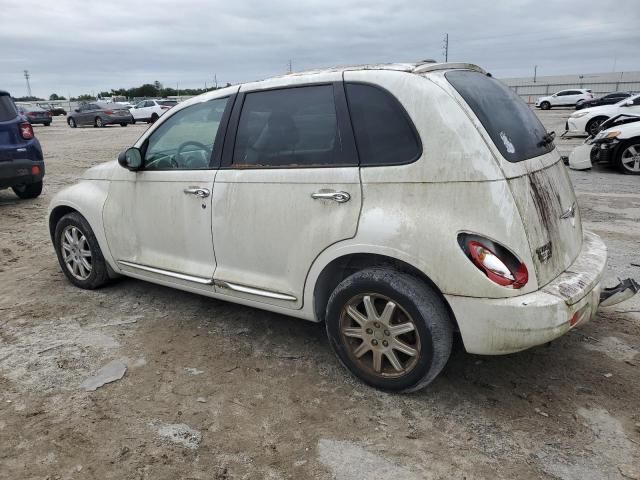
top-left (118, 147), bottom-right (143, 171)
top-left (552, 94), bottom-right (558, 97)
top-left (74, 108), bottom-right (80, 113)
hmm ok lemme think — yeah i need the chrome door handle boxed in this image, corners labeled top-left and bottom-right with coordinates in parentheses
top-left (183, 187), bottom-right (210, 198)
top-left (311, 191), bottom-right (351, 203)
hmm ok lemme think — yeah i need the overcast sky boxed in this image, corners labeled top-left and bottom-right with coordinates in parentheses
top-left (1, 0), bottom-right (639, 98)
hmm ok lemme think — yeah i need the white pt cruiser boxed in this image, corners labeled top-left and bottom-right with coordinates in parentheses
top-left (48, 62), bottom-right (638, 392)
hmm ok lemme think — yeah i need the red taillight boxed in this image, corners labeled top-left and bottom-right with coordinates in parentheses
top-left (466, 240), bottom-right (528, 289)
top-left (31, 165), bottom-right (41, 175)
top-left (104, 110), bottom-right (114, 115)
top-left (27, 111), bottom-right (36, 116)
top-left (20, 122), bottom-right (34, 140)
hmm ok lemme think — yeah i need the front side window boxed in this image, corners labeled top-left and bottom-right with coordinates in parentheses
top-left (144, 97), bottom-right (228, 170)
top-left (446, 70), bottom-right (554, 163)
top-left (232, 85), bottom-right (347, 168)
top-left (345, 83), bottom-right (420, 166)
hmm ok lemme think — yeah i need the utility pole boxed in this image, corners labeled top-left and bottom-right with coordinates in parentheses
top-left (442, 33), bottom-right (449, 62)
top-left (533, 65), bottom-right (537, 83)
top-left (287, 59), bottom-right (293, 74)
top-left (214, 74), bottom-right (218, 89)
top-left (24, 70), bottom-right (32, 98)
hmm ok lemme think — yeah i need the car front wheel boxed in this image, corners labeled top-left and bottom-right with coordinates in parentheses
top-left (540, 101), bottom-right (551, 110)
top-left (325, 268), bottom-right (453, 392)
top-left (68, 117), bottom-right (77, 128)
top-left (54, 212), bottom-right (110, 289)
top-left (616, 139), bottom-right (640, 175)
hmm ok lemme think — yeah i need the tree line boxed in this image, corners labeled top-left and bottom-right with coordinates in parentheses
top-left (14, 80), bottom-right (232, 103)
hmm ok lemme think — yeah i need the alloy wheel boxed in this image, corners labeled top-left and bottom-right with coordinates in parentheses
top-left (61, 225), bottom-right (92, 280)
top-left (621, 144), bottom-right (640, 173)
top-left (339, 293), bottom-right (421, 378)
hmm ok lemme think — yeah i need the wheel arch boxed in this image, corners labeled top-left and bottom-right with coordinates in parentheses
top-left (309, 251), bottom-right (459, 332)
top-left (586, 115), bottom-right (609, 133)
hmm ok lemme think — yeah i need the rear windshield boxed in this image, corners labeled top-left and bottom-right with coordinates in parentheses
top-left (159, 100), bottom-right (177, 106)
top-left (446, 70), bottom-right (553, 163)
top-left (0, 95), bottom-right (17, 122)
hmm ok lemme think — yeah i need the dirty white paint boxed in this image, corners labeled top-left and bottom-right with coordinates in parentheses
top-left (48, 62), bottom-right (611, 359)
top-left (317, 439), bottom-right (422, 480)
top-left (152, 422), bottom-right (202, 449)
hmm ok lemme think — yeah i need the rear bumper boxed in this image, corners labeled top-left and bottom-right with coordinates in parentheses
top-left (446, 231), bottom-right (607, 355)
top-left (0, 159), bottom-right (45, 188)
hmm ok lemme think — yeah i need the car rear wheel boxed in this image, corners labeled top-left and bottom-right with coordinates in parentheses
top-left (325, 268), bottom-right (453, 392)
top-left (54, 212), bottom-right (110, 289)
top-left (68, 117), bottom-right (77, 128)
top-left (540, 101), bottom-right (551, 110)
top-left (12, 181), bottom-right (42, 199)
top-left (586, 117), bottom-right (607, 136)
top-left (44, 122), bottom-right (51, 126)
top-left (120, 123), bottom-right (128, 127)
top-left (150, 113), bottom-right (159, 123)
top-left (95, 116), bottom-right (104, 128)
top-left (616, 139), bottom-right (640, 175)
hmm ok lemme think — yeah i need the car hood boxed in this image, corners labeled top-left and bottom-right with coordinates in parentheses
top-left (576, 105), bottom-right (617, 117)
top-left (81, 160), bottom-right (117, 180)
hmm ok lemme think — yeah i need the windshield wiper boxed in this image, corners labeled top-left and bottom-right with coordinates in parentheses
top-left (538, 131), bottom-right (555, 147)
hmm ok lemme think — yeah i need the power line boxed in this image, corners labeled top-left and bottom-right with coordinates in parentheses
top-left (23, 70), bottom-right (32, 97)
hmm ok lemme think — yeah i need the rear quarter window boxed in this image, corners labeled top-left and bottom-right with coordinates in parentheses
top-left (446, 70), bottom-right (553, 163)
top-left (0, 96), bottom-right (18, 122)
top-left (345, 83), bottom-right (421, 166)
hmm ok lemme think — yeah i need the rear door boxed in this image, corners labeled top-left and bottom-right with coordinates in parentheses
top-left (211, 81), bottom-right (361, 307)
top-left (446, 70), bottom-right (583, 287)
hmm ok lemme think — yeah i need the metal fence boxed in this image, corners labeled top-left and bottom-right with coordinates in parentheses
top-left (504, 81), bottom-right (640, 104)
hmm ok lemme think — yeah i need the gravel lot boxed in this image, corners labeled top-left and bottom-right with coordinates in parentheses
top-left (1, 110), bottom-right (639, 480)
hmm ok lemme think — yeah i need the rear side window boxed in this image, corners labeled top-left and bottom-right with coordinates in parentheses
top-left (0, 96), bottom-right (17, 122)
top-left (232, 85), bottom-right (349, 168)
top-left (446, 70), bottom-right (553, 163)
top-left (345, 83), bottom-right (420, 166)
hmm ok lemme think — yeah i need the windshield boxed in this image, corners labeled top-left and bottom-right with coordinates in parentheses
top-left (446, 70), bottom-right (554, 163)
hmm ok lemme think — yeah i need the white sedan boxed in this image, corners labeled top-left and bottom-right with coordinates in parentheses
top-left (535, 89), bottom-right (593, 110)
top-left (130, 99), bottom-right (178, 123)
top-left (566, 94), bottom-right (640, 136)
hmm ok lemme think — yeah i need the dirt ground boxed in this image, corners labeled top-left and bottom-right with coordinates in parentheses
top-left (1, 110), bottom-right (639, 480)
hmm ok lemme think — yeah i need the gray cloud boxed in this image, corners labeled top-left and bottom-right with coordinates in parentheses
top-left (1, 0), bottom-right (639, 97)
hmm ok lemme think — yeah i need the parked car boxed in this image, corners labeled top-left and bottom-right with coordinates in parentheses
top-left (48, 62), bottom-right (637, 392)
top-left (576, 92), bottom-right (631, 110)
top-left (16, 104), bottom-right (52, 126)
top-left (66, 102), bottom-right (133, 128)
top-left (566, 94), bottom-right (640, 136)
top-left (535, 89), bottom-right (594, 110)
top-left (130, 99), bottom-right (178, 123)
top-left (38, 103), bottom-right (67, 116)
top-left (569, 113), bottom-right (640, 175)
top-left (0, 91), bottom-right (45, 198)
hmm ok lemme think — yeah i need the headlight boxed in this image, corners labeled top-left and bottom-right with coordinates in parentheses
top-left (571, 112), bottom-right (589, 118)
top-left (603, 131), bottom-right (621, 139)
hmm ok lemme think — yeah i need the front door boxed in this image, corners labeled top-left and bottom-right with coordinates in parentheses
top-left (212, 82), bottom-right (361, 308)
top-left (103, 95), bottom-right (233, 283)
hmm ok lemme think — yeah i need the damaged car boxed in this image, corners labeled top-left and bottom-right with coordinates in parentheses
top-left (47, 62), bottom-right (639, 392)
top-left (569, 113), bottom-right (640, 175)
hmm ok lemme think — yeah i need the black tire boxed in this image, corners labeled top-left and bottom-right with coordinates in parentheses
top-left (120, 123), bottom-right (128, 127)
top-left (12, 181), bottom-right (42, 199)
top-left (95, 116), bottom-right (104, 128)
top-left (131, 119), bottom-right (136, 124)
top-left (540, 101), bottom-right (551, 110)
top-left (150, 113), bottom-right (159, 123)
top-left (615, 139), bottom-right (640, 175)
top-left (44, 122), bottom-right (51, 126)
top-left (590, 146), bottom-right (600, 164)
top-left (325, 268), bottom-right (453, 392)
top-left (53, 212), bottom-right (110, 289)
top-left (68, 117), bottom-right (77, 128)
top-left (586, 117), bottom-right (607, 136)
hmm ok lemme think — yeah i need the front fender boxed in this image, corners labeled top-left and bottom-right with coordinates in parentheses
top-left (47, 180), bottom-right (117, 272)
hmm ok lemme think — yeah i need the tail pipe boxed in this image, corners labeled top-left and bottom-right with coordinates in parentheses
top-left (600, 278), bottom-right (640, 307)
